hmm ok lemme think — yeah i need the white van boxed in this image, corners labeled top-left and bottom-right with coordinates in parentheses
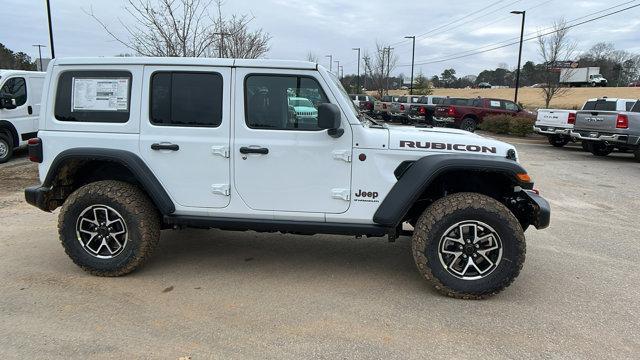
top-left (0, 70), bottom-right (46, 163)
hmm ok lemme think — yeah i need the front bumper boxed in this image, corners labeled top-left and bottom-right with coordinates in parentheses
top-left (25, 185), bottom-right (53, 212)
top-left (523, 190), bottom-right (550, 230)
top-left (570, 130), bottom-right (640, 146)
top-left (533, 125), bottom-right (571, 136)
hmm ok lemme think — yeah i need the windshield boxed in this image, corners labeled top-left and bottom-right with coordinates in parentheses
top-left (327, 72), bottom-right (359, 118)
top-left (289, 98), bottom-right (313, 107)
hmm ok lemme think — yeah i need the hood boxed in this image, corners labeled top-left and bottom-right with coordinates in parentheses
top-left (387, 125), bottom-right (516, 159)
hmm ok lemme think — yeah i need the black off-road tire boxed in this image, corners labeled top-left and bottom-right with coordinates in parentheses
top-left (548, 135), bottom-right (570, 147)
top-left (58, 180), bottom-right (161, 276)
top-left (634, 148), bottom-right (640, 162)
top-left (460, 118), bottom-right (477, 132)
top-left (411, 192), bottom-right (526, 299)
top-left (581, 141), bottom-right (590, 152)
top-left (588, 142), bottom-right (613, 156)
top-left (0, 133), bottom-right (14, 164)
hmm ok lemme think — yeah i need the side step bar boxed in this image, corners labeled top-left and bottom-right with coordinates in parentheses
top-left (163, 215), bottom-right (391, 237)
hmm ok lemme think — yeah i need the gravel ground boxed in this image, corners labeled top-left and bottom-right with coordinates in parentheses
top-left (0, 135), bottom-right (638, 359)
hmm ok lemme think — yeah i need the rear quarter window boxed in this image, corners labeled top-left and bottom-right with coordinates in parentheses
top-left (55, 70), bottom-right (132, 123)
top-left (631, 101), bottom-right (640, 112)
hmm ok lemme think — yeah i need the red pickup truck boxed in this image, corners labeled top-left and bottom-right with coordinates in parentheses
top-left (434, 97), bottom-right (535, 132)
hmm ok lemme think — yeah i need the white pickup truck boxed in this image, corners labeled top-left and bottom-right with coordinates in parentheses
top-left (534, 98), bottom-right (638, 148)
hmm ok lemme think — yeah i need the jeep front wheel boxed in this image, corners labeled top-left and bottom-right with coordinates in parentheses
top-left (411, 192), bottom-right (526, 299)
top-left (58, 180), bottom-right (161, 276)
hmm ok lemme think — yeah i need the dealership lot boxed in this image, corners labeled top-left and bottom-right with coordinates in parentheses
top-left (0, 135), bottom-right (639, 359)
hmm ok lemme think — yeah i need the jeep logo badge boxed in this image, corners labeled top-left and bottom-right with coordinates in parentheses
top-left (355, 190), bottom-right (378, 199)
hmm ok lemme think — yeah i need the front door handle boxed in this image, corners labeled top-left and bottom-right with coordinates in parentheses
top-left (27, 106), bottom-right (33, 115)
top-left (239, 146), bottom-right (269, 155)
top-left (151, 143), bottom-right (180, 151)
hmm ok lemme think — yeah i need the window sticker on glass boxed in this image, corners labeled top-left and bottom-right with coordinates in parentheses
top-left (490, 100), bottom-right (501, 108)
top-left (72, 78), bottom-right (129, 112)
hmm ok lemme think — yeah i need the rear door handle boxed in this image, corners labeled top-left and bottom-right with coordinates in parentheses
top-left (151, 143), bottom-right (179, 151)
top-left (239, 146), bottom-right (269, 155)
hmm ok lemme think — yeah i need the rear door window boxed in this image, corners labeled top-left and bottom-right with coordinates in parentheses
top-left (625, 102), bottom-right (635, 111)
top-left (503, 101), bottom-right (519, 111)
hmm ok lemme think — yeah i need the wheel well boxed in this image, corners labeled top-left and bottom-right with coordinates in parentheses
top-left (462, 114), bottom-right (478, 122)
top-left (45, 159), bottom-right (141, 209)
top-left (403, 169), bottom-right (527, 227)
top-left (0, 121), bottom-right (19, 147)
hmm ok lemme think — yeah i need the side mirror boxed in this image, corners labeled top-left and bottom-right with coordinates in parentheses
top-left (0, 96), bottom-right (17, 110)
top-left (317, 103), bottom-right (343, 138)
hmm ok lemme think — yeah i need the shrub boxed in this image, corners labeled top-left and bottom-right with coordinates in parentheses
top-left (480, 115), bottom-right (511, 134)
top-left (480, 115), bottom-right (535, 137)
top-left (508, 116), bottom-right (535, 137)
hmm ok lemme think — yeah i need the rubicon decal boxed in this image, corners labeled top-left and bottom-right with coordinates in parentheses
top-left (400, 141), bottom-right (497, 154)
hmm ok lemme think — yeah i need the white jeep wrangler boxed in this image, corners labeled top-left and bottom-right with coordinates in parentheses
top-left (25, 57), bottom-right (550, 299)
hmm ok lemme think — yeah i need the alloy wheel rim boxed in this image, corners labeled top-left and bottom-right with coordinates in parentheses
top-left (0, 141), bottom-right (7, 158)
top-left (75, 204), bottom-right (128, 259)
top-left (437, 220), bottom-right (503, 280)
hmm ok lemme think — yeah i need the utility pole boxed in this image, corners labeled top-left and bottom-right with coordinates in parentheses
top-left (334, 60), bottom-right (340, 76)
top-left (32, 44), bottom-right (46, 71)
top-left (339, 65), bottom-right (344, 79)
top-left (213, 32), bottom-right (231, 58)
top-left (325, 55), bottom-right (333, 72)
top-left (352, 48), bottom-right (361, 93)
top-left (379, 49), bottom-right (385, 95)
top-left (511, 10), bottom-right (526, 103)
top-left (45, 0), bottom-right (55, 58)
top-left (405, 36), bottom-right (416, 95)
top-left (386, 47), bottom-right (394, 95)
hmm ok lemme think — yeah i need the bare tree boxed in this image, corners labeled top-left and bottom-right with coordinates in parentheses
top-left (305, 52), bottom-right (319, 63)
top-left (363, 43), bottom-right (398, 97)
top-left (87, 0), bottom-right (270, 58)
top-left (537, 18), bottom-right (577, 108)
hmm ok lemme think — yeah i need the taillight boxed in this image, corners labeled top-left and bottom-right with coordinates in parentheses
top-left (568, 112), bottom-right (576, 125)
top-left (447, 106), bottom-right (457, 116)
top-left (400, 104), bottom-right (405, 111)
top-left (28, 137), bottom-right (43, 163)
top-left (419, 106), bottom-right (426, 115)
top-left (616, 114), bottom-right (628, 129)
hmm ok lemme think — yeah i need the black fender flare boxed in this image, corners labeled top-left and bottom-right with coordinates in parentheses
top-left (373, 154), bottom-right (531, 227)
top-left (42, 148), bottom-right (175, 214)
top-left (0, 120), bottom-right (19, 147)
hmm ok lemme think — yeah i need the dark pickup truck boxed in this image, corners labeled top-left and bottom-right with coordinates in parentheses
top-left (406, 95), bottom-right (446, 125)
top-left (434, 97), bottom-right (535, 132)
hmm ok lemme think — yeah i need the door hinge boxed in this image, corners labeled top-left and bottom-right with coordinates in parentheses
top-left (332, 149), bottom-right (352, 163)
top-left (211, 184), bottom-right (230, 196)
top-left (211, 146), bottom-right (230, 158)
top-left (331, 188), bottom-right (351, 201)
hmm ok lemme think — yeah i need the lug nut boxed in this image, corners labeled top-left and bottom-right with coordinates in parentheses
top-left (475, 244), bottom-right (479, 248)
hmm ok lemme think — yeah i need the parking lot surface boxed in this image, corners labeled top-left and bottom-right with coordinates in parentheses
top-left (1, 135), bottom-right (639, 359)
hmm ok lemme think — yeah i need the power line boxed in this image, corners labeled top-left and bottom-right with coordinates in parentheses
top-left (398, 1), bottom-right (640, 67)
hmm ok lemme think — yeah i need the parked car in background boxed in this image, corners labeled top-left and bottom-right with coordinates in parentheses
top-left (0, 69), bottom-right (46, 163)
top-left (407, 95), bottom-right (446, 125)
top-left (373, 95), bottom-right (398, 120)
top-left (389, 95), bottom-right (422, 124)
top-left (530, 83), bottom-right (548, 88)
top-left (571, 98), bottom-right (640, 160)
top-left (534, 109), bottom-right (577, 147)
top-left (434, 97), bottom-right (534, 132)
top-left (288, 97), bottom-right (318, 126)
top-left (349, 94), bottom-right (374, 108)
top-left (358, 96), bottom-right (376, 116)
top-left (628, 81), bottom-right (640, 87)
top-left (478, 82), bottom-right (492, 89)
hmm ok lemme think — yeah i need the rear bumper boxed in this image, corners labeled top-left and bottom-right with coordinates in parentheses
top-left (533, 125), bottom-right (571, 136)
top-left (523, 190), bottom-right (550, 230)
top-left (433, 116), bottom-right (456, 124)
top-left (25, 185), bottom-right (52, 212)
top-left (570, 130), bottom-right (640, 146)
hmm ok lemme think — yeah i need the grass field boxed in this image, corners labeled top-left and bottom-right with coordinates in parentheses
top-left (381, 87), bottom-right (640, 110)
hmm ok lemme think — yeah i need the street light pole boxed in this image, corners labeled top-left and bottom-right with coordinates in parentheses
top-left (325, 55), bottom-right (333, 72)
top-left (32, 44), bottom-right (46, 71)
top-left (511, 10), bottom-right (526, 104)
top-left (45, 0), bottom-right (55, 58)
top-left (386, 47), bottom-right (393, 95)
top-left (334, 60), bottom-right (340, 76)
top-left (352, 48), bottom-right (361, 93)
top-left (405, 36), bottom-right (416, 95)
top-left (339, 65), bottom-right (343, 79)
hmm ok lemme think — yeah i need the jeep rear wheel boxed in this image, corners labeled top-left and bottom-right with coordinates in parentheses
top-left (58, 180), bottom-right (161, 276)
top-left (460, 118), bottom-right (477, 132)
top-left (548, 135), bottom-right (569, 147)
top-left (0, 133), bottom-right (13, 164)
top-left (411, 192), bottom-right (526, 299)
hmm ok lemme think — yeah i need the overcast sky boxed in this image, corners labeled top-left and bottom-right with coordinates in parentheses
top-left (2, 0), bottom-right (639, 78)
